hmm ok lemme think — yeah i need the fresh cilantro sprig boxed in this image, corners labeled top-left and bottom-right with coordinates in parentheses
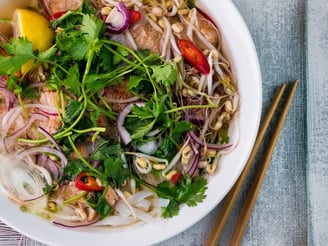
top-left (0, 38), bottom-right (56, 76)
top-left (138, 174), bottom-right (208, 218)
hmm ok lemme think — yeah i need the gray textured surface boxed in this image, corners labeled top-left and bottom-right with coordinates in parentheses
top-left (1, 0), bottom-right (326, 245)
top-left (307, 0), bottom-right (328, 245)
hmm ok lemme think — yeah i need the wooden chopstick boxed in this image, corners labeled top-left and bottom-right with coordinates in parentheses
top-left (229, 79), bottom-right (299, 245)
top-left (205, 80), bottom-right (298, 246)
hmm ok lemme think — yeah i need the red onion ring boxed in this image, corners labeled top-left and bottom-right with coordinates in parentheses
top-left (5, 113), bottom-right (48, 142)
top-left (37, 126), bottom-right (61, 151)
top-left (104, 1), bottom-right (131, 34)
top-left (188, 131), bottom-right (232, 150)
top-left (37, 154), bottom-right (62, 180)
top-left (53, 217), bottom-right (100, 228)
top-left (17, 146), bottom-right (68, 169)
top-left (185, 141), bottom-right (200, 178)
top-left (117, 102), bottom-right (145, 145)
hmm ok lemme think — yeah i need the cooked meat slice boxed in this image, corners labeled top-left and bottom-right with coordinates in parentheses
top-left (130, 18), bottom-right (162, 53)
top-left (196, 13), bottom-right (219, 48)
top-left (26, 90), bottom-right (62, 139)
top-left (42, 0), bottom-right (82, 16)
top-left (104, 80), bottom-right (135, 112)
top-left (105, 186), bottom-right (119, 206)
top-left (181, 11), bottom-right (220, 50)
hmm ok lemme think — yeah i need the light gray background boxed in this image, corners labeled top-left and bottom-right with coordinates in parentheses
top-left (1, 0), bottom-right (327, 245)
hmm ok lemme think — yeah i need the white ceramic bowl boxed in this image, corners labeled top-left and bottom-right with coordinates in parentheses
top-left (0, 0), bottom-right (262, 245)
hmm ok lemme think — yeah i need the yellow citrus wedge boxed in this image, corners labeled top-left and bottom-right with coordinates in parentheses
top-left (13, 8), bottom-right (54, 52)
top-left (12, 8), bottom-right (54, 73)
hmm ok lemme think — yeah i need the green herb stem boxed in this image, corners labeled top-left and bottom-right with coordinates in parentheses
top-left (72, 127), bottom-right (106, 134)
top-left (165, 103), bottom-right (217, 114)
top-left (67, 135), bottom-right (101, 175)
top-left (63, 191), bottom-right (88, 205)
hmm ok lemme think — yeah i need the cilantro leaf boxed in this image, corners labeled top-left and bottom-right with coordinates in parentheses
top-left (176, 176), bottom-right (207, 206)
top-left (6, 76), bottom-right (22, 95)
top-left (161, 200), bottom-right (179, 218)
top-left (2, 37), bottom-right (34, 56)
top-left (63, 99), bottom-right (84, 124)
top-left (186, 0), bottom-right (196, 8)
top-left (151, 63), bottom-right (178, 87)
top-left (154, 175), bottom-right (208, 218)
top-left (81, 14), bottom-right (104, 42)
top-left (0, 38), bottom-right (35, 74)
top-left (88, 191), bottom-right (113, 219)
top-left (103, 156), bottom-right (130, 188)
top-left (131, 119), bottom-right (156, 140)
top-left (63, 63), bottom-right (81, 96)
top-left (56, 28), bottom-right (89, 60)
top-left (64, 159), bottom-right (87, 180)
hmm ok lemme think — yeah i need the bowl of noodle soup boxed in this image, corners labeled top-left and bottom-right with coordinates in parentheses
top-left (0, 0), bottom-right (261, 245)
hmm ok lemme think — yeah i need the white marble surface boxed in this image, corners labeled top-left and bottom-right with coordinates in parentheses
top-left (1, 0), bottom-right (326, 245)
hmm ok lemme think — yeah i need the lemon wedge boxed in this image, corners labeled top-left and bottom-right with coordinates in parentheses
top-left (13, 8), bottom-right (54, 52)
top-left (12, 8), bottom-right (54, 74)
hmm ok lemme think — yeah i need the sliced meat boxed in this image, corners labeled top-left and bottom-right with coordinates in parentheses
top-left (180, 11), bottom-right (220, 50)
top-left (196, 13), bottom-right (219, 48)
top-left (104, 80), bottom-right (135, 112)
top-left (105, 186), bottom-right (118, 206)
top-left (26, 90), bottom-right (62, 139)
top-left (130, 18), bottom-right (163, 53)
top-left (41, 0), bottom-right (83, 16)
top-left (36, 90), bottom-right (62, 134)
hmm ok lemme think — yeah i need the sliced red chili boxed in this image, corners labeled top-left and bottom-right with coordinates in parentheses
top-left (49, 11), bottom-right (67, 21)
top-left (177, 39), bottom-right (210, 75)
top-left (75, 172), bottom-right (104, 192)
top-left (130, 10), bottom-right (141, 24)
top-left (170, 173), bottom-right (182, 185)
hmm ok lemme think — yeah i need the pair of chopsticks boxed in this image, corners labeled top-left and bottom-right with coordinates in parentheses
top-left (206, 79), bottom-right (299, 246)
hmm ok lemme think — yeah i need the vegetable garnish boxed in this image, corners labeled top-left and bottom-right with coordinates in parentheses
top-left (129, 10), bottom-right (141, 24)
top-left (75, 172), bottom-right (104, 191)
top-left (104, 1), bottom-right (131, 34)
top-left (0, 0), bottom-right (239, 228)
top-left (49, 11), bottom-right (67, 21)
top-left (177, 39), bottom-right (211, 75)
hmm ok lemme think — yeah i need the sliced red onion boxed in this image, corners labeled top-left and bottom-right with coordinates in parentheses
top-left (0, 87), bottom-right (17, 111)
top-left (188, 131), bottom-right (232, 150)
top-left (6, 113), bottom-right (48, 141)
top-left (17, 146), bottom-right (68, 168)
top-left (37, 154), bottom-right (62, 180)
top-left (104, 1), bottom-right (131, 34)
top-left (185, 141), bottom-right (200, 178)
top-left (117, 102), bottom-right (145, 145)
top-left (1, 104), bottom-right (59, 143)
top-left (38, 109), bottom-right (59, 117)
top-left (53, 217), bottom-right (100, 228)
top-left (37, 126), bottom-right (61, 151)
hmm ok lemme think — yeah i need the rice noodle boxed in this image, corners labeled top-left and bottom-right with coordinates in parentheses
top-left (161, 17), bottom-right (173, 58)
top-left (124, 29), bottom-right (138, 50)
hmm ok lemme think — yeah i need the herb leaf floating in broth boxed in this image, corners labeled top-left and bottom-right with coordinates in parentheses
top-left (0, 0), bottom-right (238, 228)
